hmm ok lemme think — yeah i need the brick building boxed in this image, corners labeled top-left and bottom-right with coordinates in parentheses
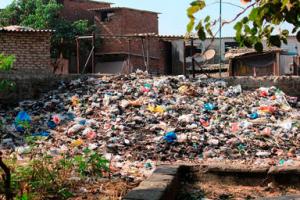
top-left (86, 7), bottom-right (170, 74)
top-left (58, 0), bottom-right (112, 22)
top-left (0, 26), bottom-right (53, 73)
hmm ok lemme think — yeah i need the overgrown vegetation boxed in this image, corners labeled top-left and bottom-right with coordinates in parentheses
top-left (0, 53), bottom-right (16, 92)
top-left (0, 0), bottom-right (93, 58)
top-left (187, 0), bottom-right (300, 52)
top-left (0, 150), bottom-right (109, 200)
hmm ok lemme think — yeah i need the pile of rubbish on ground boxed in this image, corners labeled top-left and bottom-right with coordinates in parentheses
top-left (1, 71), bottom-right (300, 178)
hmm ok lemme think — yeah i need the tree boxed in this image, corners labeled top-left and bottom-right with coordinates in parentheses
top-left (187, 0), bottom-right (300, 52)
top-left (0, 0), bottom-right (93, 58)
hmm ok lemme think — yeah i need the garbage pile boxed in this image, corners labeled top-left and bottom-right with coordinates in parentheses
top-left (1, 71), bottom-right (300, 176)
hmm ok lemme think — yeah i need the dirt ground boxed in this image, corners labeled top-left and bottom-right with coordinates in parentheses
top-left (178, 181), bottom-right (300, 200)
top-left (177, 166), bottom-right (300, 200)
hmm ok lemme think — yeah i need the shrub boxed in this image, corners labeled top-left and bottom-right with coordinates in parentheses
top-left (0, 53), bottom-right (15, 71)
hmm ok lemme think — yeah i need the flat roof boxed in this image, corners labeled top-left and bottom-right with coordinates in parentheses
top-left (88, 6), bottom-right (161, 14)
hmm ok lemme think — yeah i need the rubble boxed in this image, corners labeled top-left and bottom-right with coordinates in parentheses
top-left (0, 71), bottom-right (300, 178)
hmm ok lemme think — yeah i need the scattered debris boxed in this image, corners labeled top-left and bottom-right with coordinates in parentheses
top-left (0, 71), bottom-right (300, 179)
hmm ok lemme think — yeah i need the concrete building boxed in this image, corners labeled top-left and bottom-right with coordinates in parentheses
top-left (170, 36), bottom-right (300, 76)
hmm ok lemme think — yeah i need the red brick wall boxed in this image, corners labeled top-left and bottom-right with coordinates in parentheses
top-left (94, 8), bottom-right (159, 54)
top-left (93, 7), bottom-right (167, 74)
top-left (121, 9), bottom-right (158, 34)
top-left (0, 32), bottom-right (52, 73)
top-left (94, 8), bottom-right (158, 35)
top-left (60, 0), bottom-right (111, 22)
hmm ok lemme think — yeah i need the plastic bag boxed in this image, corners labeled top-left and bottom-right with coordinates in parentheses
top-left (14, 111), bottom-right (31, 132)
top-left (204, 103), bottom-right (216, 111)
top-left (163, 131), bottom-right (177, 143)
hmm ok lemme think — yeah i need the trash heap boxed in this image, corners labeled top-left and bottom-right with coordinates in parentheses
top-left (1, 71), bottom-right (300, 177)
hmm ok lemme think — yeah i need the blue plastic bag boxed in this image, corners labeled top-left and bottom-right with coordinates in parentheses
top-left (248, 112), bottom-right (259, 120)
top-left (47, 121), bottom-right (57, 129)
top-left (14, 111), bottom-right (31, 132)
top-left (204, 103), bottom-right (216, 111)
top-left (164, 131), bottom-right (177, 143)
top-left (65, 112), bottom-right (76, 121)
top-left (32, 131), bottom-right (50, 137)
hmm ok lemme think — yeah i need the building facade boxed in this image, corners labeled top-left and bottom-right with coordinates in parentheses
top-left (0, 27), bottom-right (53, 73)
top-left (89, 7), bottom-right (165, 74)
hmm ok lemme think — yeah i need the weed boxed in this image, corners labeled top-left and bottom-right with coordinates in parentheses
top-left (0, 53), bottom-right (15, 71)
top-left (0, 151), bottom-right (109, 199)
top-left (0, 53), bottom-right (16, 92)
top-left (73, 148), bottom-right (109, 177)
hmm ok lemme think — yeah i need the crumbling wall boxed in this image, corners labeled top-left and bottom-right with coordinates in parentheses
top-left (225, 76), bottom-right (300, 97)
top-left (0, 32), bottom-right (52, 73)
top-left (1, 74), bottom-right (300, 105)
top-left (0, 73), bottom-right (82, 105)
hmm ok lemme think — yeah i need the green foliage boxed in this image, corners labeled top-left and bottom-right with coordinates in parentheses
top-left (0, 53), bottom-right (16, 92)
top-left (187, 0), bottom-right (300, 51)
top-left (0, 53), bottom-right (15, 71)
top-left (0, 151), bottom-right (109, 199)
top-left (0, 0), bottom-right (92, 58)
top-left (74, 148), bottom-right (109, 177)
top-left (0, 79), bottom-right (16, 92)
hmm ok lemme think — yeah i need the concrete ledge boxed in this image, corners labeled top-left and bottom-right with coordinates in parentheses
top-left (257, 195), bottom-right (300, 200)
top-left (123, 164), bottom-right (300, 200)
top-left (123, 165), bottom-right (182, 200)
top-left (268, 166), bottom-right (300, 175)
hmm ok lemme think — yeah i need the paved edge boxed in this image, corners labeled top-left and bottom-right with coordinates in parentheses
top-left (122, 164), bottom-right (300, 200)
top-left (122, 165), bottom-right (185, 200)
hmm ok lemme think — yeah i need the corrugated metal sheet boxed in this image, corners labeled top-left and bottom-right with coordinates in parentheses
top-left (0, 26), bottom-right (55, 33)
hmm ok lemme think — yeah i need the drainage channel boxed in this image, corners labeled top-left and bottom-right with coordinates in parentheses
top-left (123, 164), bottom-right (300, 200)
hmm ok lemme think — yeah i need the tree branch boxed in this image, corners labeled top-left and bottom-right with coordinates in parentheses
top-left (0, 152), bottom-right (12, 200)
top-left (223, 2), bottom-right (257, 26)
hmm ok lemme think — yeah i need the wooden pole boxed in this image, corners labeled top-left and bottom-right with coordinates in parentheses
top-left (141, 37), bottom-right (147, 69)
top-left (0, 153), bottom-right (12, 200)
top-left (92, 32), bottom-right (95, 73)
top-left (128, 39), bottom-right (131, 73)
top-left (183, 41), bottom-right (186, 76)
top-left (76, 37), bottom-right (80, 74)
top-left (191, 38), bottom-right (195, 78)
top-left (146, 37), bottom-right (150, 72)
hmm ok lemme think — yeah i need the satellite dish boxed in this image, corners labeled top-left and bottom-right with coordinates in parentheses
top-left (186, 49), bottom-right (216, 63)
top-left (202, 49), bottom-right (216, 61)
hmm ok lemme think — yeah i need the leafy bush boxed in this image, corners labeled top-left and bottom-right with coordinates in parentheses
top-left (74, 148), bottom-right (110, 177)
top-left (187, 0), bottom-right (300, 51)
top-left (0, 53), bottom-right (15, 71)
top-left (0, 53), bottom-right (16, 92)
top-left (0, 151), bottom-right (110, 199)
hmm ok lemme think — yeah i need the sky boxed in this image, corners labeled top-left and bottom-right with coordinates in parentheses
top-left (0, 0), bottom-right (292, 37)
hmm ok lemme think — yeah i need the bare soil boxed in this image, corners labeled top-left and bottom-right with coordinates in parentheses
top-left (177, 166), bottom-right (300, 200)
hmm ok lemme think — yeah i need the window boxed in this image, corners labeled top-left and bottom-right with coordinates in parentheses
top-left (100, 11), bottom-right (115, 22)
top-left (185, 45), bottom-right (202, 57)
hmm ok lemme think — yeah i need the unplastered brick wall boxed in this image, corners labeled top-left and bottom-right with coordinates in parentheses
top-left (94, 8), bottom-right (159, 55)
top-left (0, 32), bottom-right (52, 73)
top-left (60, 0), bottom-right (111, 22)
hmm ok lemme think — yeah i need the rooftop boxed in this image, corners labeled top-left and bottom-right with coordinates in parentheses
top-left (225, 47), bottom-right (282, 59)
top-left (0, 26), bottom-right (54, 33)
top-left (66, 0), bottom-right (113, 4)
top-left (88, 6), bottom-right (161, 14)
